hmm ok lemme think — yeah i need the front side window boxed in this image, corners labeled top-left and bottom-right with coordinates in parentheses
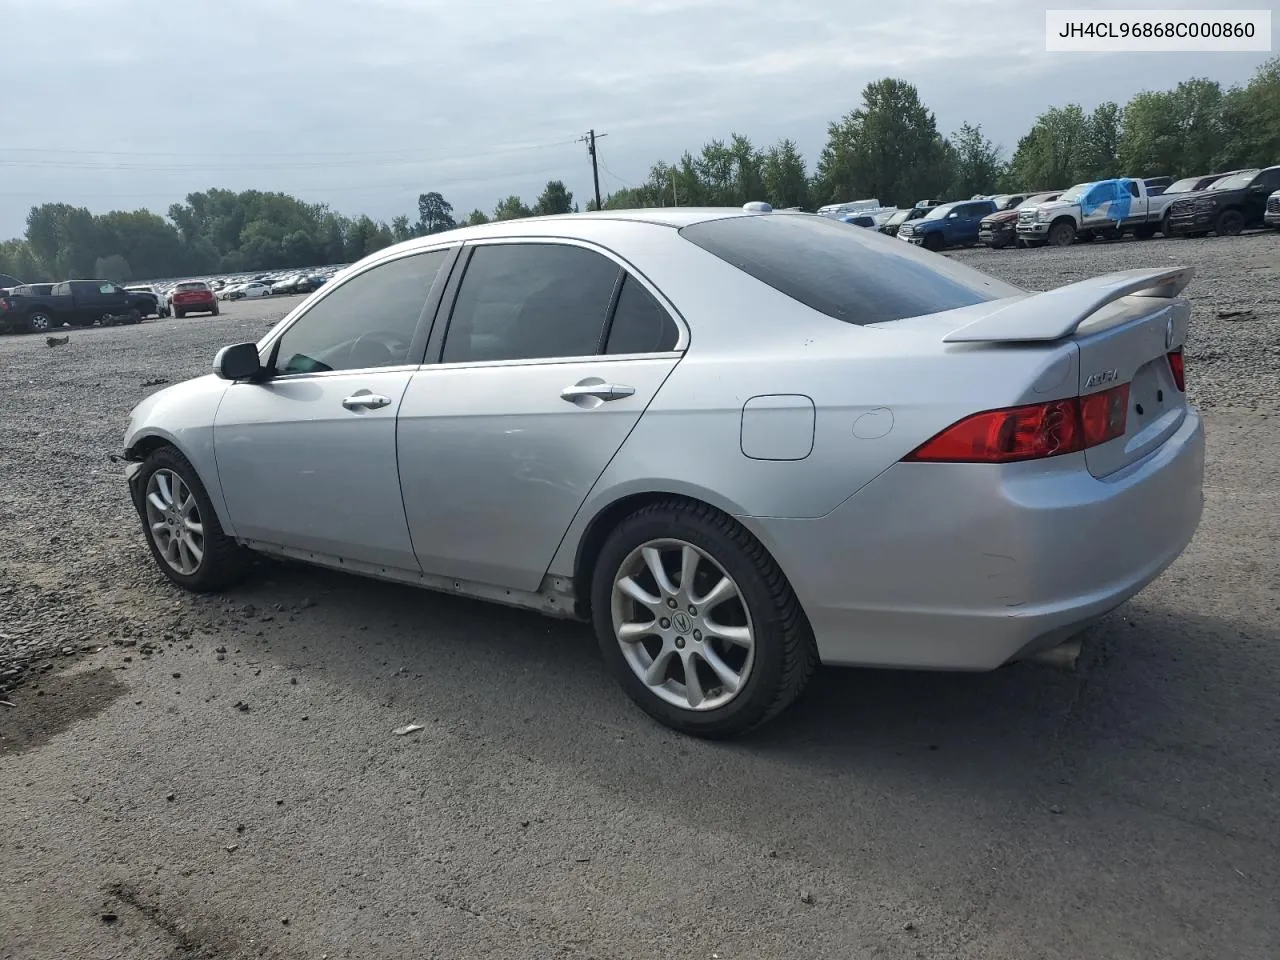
top-left (270, 248), bottom-right (449, 375)
top-left (441, 243), bottom-right (620, 364)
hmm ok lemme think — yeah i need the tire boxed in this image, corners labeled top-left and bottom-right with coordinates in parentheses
top-left (1134, 225), bottom-right (1156, 240)
top-left (1214, 209), bottom-right (1244, 236)
top-left (1160, 214), bottom-right (1172, 237)
top-left (126, 308), bottom-right (142, 325)
top-left (989, 236), bottom-right (1011, 250)
top-left (1048, 220), bottom-right (1076, 247)
top-left (174, 309), bottom-right (184, 319)
top-left (134, 445), bottom-right (251, 592)
top-left (923, 232), bottom-right (943, 252)
top-left (590, 498), bottom-right (818, 739)
top-left (26, 310), bottom-right (53, 333)
top-left (211, 305), bottom-right (219, 316)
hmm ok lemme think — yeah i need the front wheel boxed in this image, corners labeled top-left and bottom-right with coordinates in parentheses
top-left (211, 305), bottom-right (220, 316)
top-left (1048, 221), bottom-right (1075, 247)
top-left (1214, 209), bottom-right (1244, 236)
top-left (174, 309), bottom-right (184, 319)
top-left (591, 499), bottom-right (818, 739)
top-left (134, 446), bottom-right (251, 592)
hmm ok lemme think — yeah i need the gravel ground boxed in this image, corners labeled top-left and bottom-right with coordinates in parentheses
top-left (1, 233), bottom-right (1278, 960)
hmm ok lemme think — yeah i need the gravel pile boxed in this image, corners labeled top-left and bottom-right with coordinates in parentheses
top-left (1, 233), bottom-right (1276, 687)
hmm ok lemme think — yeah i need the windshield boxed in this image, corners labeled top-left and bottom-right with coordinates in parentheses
top-left (922, 203), bottom-right (957, 221)
top-left (989, 195), bottom-right (1013, 210)
top-left (1017, 193), bottom-right (1055, 209)
top-left (1209, 170), bottom-right (1259, 191)
top-left (1164, 177), bottom-right (1204, 194)
top-left (1058, 183), bottom-right (1093, 203)
top-left (887, 210), bottom-right (912, 226)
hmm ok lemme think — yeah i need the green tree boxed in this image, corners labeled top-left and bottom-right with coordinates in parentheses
top-left (1005, 104), bottom-right (1090, 190)
top-left (948, 122), bottom-right (1005, 199)
top-left (492, 195), bottom-right (532, 221)
top-left (464, 209), bottom-right (490, 226)
top-left (532, 180), bottom-right (575, 216)
top-left (94, 254), bottom-right (131, 282)
top-left (816, 78), bottom-right (953, 207)
top-left (391, 215), bottom-right (414, 243)
top-left (416, 191), bottom-right (456, 234)
top-left (1078, 102), bottom-right (1122, 181)
top-left (761, 139), bottom-right (810, 209)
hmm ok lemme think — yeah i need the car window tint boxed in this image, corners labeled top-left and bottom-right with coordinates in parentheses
top-left (271, 249), bottom-right (448, 375)
top-left (605, 275), bottom-right (679, 354)
top-left (680, 214), bottom-right (1019, 326)
top-left (441, 243), bottom-right (620, 363)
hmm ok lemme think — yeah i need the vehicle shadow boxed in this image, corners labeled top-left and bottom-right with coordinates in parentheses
top-left (214, 560), bottom-right (1278, 844)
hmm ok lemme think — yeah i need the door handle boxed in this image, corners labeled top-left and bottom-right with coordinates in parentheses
top-left (342, 392), bottom-right (391, 410)
top-left (560, 382), bottom-right (636, 403)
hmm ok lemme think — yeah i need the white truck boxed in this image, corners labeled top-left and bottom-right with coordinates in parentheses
top-left (1015, 177), bottom-right (1179, 247)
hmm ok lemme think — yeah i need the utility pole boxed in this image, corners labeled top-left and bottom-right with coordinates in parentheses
top-left (579, 129), bottom-right (608, 210)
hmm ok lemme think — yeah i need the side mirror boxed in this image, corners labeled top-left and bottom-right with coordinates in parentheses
top-left (213, 342), bottom-right (264, 381)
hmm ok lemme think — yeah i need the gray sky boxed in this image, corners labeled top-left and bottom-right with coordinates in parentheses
top-left (0, 0), bottom-right (1271, 237)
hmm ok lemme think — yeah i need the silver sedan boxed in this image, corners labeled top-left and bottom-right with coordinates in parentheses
top-left (121, 206), bottom-right (1205, 737)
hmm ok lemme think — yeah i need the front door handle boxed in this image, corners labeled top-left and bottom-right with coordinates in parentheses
top-left (560, 381), bottom-right (636, 403)
top-left (342, 392), bottom-right (391, 410)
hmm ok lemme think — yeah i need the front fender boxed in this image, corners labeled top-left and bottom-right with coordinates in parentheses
top-left (123, 375), bottom-right (236, 534)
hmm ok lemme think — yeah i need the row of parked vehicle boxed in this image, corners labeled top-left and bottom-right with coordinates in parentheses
top-left (823, 164), bottom-right (1280, 252)
top-left (0, 264), bottom-right (347, 334)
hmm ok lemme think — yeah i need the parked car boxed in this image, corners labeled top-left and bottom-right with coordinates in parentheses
top-left (227, 281), bottom-right (273, 300)
top-left (838, 214), bottom-right (878, 228)
top-left (126, 284), bottom-right (170, 318)
top-left (0, 273), bottom-right (22, 289)
top-left (117, 206), bottom-right (1206, 737)
top-left (1161, 171), bottom-right (1243, 199)
top-left (0, 279), bottom-right (149, 333)
top-left (1265, 189), bottom-right (1280, 228)
top-left (980, 192), bottom-right (1062, 249)
top-left (879, 207), bottom-right (928, 237)
top-left (1015, 178), bottom-right (1178, 247)
top-left (896, 199), bottom-right (998, 250)
top-left (1163, 166), bottom-right (1280, 237)
top-left (169, 280), bottom-right (219, 318)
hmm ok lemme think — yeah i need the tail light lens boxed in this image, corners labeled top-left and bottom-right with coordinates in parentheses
top-left (1167, 349), bottom-right (1185, 391)
top-left (905, 383), bottom-right (1130, 464)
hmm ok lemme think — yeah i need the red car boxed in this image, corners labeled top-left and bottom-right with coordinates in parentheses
top-left (168, 281), bottom-right (219, 318)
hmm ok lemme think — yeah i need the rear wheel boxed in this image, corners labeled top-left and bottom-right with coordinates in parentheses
top-left (135, 446), bottom-right (251, 592)
top-left (26, 310), bottom-right (53, 333)
top-left (591, 499), bottom-right (818, 739)
top-left (1214, 209), bottom-right (1244, 236)
top-left (126, 308), bottom-right (142, 325)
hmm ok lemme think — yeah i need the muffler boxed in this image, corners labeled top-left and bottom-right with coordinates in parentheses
top-left (1028, 637), bottom-right (1082, 670)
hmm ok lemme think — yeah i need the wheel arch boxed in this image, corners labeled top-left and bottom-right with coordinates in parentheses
top-left (567, 486), bottom-right (787, 619)
top-left (124, 428), bottom-right (237, 535)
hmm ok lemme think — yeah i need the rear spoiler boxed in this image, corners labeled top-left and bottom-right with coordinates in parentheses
top-left (943, 267), bottom-right (1194, 343)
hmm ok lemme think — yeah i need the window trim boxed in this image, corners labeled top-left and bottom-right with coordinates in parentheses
top-left (255, 242), bottom-right (462, 382)
top-left (422, 235), bottom-right (689, 370)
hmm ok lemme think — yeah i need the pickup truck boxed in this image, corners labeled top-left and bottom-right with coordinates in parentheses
top-left (1266, 189), bottom-right (1280, 229)
top-left (1015, 178), bottom-right (1179, 247)
top-left (1163, 165), bottom-right (1280, 237)
top-left (895, 198), bottom-right (998, 251)
top-left (0, 279), bottom-right (153, 334)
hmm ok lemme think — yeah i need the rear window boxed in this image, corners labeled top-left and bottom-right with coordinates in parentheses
top-left (175, 281), bottom-right (209, 291)
top-left (678, 214), bottom-right (1020, 326)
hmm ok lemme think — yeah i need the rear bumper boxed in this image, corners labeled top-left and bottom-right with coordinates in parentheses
top-left (748, 409), bottom-right (1205, 670)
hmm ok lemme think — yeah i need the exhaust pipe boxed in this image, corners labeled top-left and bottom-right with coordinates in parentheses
top-left (1028, 637), bottom-right (1082, 670)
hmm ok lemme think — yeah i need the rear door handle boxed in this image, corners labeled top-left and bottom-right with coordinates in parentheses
top-left (342, 392), bottom-right (391, 410)
top-left (560, 382), bottom-right (636, 403)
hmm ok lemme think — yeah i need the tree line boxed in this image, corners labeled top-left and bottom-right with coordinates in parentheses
top-left (2, 58), bottom-right (1274, 284)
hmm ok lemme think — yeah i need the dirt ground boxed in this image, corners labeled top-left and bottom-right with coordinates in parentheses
top-left (2, 231), bottom-right (1278, 959)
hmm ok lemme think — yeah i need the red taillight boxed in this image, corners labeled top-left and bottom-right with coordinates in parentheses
top-left (905, 384), bottom-right (1130, 464)
top-left (1167, 349), bottom-right (1185, 392)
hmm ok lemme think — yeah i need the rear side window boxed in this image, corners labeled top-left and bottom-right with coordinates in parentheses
top-left (605, 275), bottom-right (679, 354)
top-left (679, 214), bottom-right (1019, 326)
top-left (442, 243), bottom-right (620, 363)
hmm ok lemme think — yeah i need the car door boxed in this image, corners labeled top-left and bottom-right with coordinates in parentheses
top-left (212, 245), bottom-right (457, 572)
top-left (1244, 168), bottom-right (1280, 223)
top-left (396, 239), bottom-right (686, 591)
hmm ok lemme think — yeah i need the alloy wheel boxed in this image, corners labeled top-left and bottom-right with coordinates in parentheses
top-left (144, 468), bottom-right (205, 576)
top-left (610, 538), bottom-right (755, 712)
